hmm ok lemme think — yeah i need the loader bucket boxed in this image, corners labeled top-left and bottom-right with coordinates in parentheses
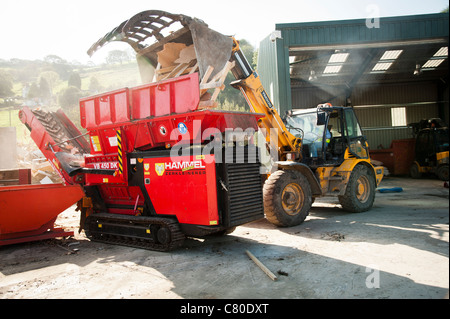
top-left (87, 10), bottom-right (233, 82)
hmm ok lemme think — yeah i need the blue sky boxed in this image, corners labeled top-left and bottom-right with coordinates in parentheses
top-left (1, 0), bottom-right (448, 64)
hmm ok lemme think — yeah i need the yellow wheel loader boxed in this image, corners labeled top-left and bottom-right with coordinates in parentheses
top-left (229, 40), bottom-right (383, 226)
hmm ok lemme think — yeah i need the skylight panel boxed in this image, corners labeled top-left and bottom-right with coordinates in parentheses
top-left (433, 47), bottom-right (448, 57)
top-left (372, 62), bottom-right (393, 71)
top-left (380, 50), bottom-right (403, 60)
top-left (420, 47), bottom-right (447, 70)
top-left (328, 53), bottom-right (349, 64)
top-left (370, 50), bottom-right (401, 73)
top-left (323, 65), bottom-right (342, 74)
top-left (422, 59), bottom-right (445, 68)
top-left (322, 52), bottom-right (348, 75)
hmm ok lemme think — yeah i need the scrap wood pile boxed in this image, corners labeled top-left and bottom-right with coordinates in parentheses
top-left (17, 143), bottom-right (62, 184)
top-left (154, 42), bottom-right (234, 109)
top-left (86, 10), bottom-right (240, 111)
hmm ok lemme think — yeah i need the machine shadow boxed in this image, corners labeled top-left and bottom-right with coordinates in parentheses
top-left (274, 198), bottom-right (449, 258)
top-left (106, 232), bottom-right (448, 299)
top-left (1, 226), bottom-right (447, 299)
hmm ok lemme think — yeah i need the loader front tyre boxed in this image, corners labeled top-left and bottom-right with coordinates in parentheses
top-left (339, 165), bottom-right (375, 213)
top-left (410, 162), bottom-right (422, 179)
top-left (263, 170), bottom-right (312, 227)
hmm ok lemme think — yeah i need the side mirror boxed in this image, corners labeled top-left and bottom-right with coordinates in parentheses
top-left (317, 112), bottom-right (326, 126)
top-left (283, 110), bottom-right (293, 123)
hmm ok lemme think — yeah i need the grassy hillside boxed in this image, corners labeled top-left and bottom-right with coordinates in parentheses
top-left (79, 62), bottom-right (141, 92)
top-left (1, 56), bottom-right (249, 147)
top-left (0, 108), bottom-right (27, 142)
top-left (1, 60), bottom-right (142, 142)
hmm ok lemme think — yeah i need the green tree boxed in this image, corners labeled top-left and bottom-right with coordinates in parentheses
top-left (44, 54), bottom-right (66, 64)
top-left (68, 72), bottom-right (81, 89)
top-left (59, 86), bottom-right (83, 110)
top-left (44, 54), bottom-right (72, 80)
top-left (238, 39), bottom-right (257, 69)
top-left (27, 82), bottom-right (40, 99)
top-left (106, 50), bottom-right (130, 65)
top-left (216, 39), bottom-right (256, 111)
top-left (39, 71), bottom-right (60, 94)
top-left (0, 70), bottom-right (14, 97)
top-left (88, 76), bottom-right (103, 93)
top-left (16, 63), bottom-right (40, 82)
top-left (39, 77), bottom-right (51, 99)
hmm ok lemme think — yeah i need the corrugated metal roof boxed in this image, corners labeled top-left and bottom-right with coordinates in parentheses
top-left (276, 13), bottom-right (449, 47)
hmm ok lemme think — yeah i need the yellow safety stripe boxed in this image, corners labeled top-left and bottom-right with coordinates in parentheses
top-left (117, 129), bottom-right (123, 176)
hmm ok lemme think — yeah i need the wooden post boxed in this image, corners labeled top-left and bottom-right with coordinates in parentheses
top-left (246, 250), bottom-right (278, 281)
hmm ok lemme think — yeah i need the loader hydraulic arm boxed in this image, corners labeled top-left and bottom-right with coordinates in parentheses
top-left (228, 38), bottom-right (301, 161)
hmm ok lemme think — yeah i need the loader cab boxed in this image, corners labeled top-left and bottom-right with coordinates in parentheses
top-left (286, 105), bottom-right (369, 167)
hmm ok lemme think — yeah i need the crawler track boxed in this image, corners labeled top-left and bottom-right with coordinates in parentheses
top-left (84, 213), bottom-right (185, 251)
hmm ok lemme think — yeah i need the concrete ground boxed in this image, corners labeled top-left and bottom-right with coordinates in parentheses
top-left (0, 176), bottom-right (448, 300)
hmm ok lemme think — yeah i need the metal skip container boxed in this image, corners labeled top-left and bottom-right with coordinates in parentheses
top-left (0, 183), bottom-right (84, 246)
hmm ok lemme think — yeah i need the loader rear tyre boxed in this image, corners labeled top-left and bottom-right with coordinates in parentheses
top-left (437, 165), bottom-right (449, 181)
top-left (338, 165), bottom-right (375, 213)
top-left (263, 170), bottom-right (312, 227)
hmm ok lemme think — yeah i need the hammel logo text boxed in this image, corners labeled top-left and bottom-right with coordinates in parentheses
top-left (155, 160), bottom-right (205, 176)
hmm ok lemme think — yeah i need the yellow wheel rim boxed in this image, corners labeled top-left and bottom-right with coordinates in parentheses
top-left (356, 176), bottom-right (370, 203)
top-left (281, 183), bottom-right (304, 216)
